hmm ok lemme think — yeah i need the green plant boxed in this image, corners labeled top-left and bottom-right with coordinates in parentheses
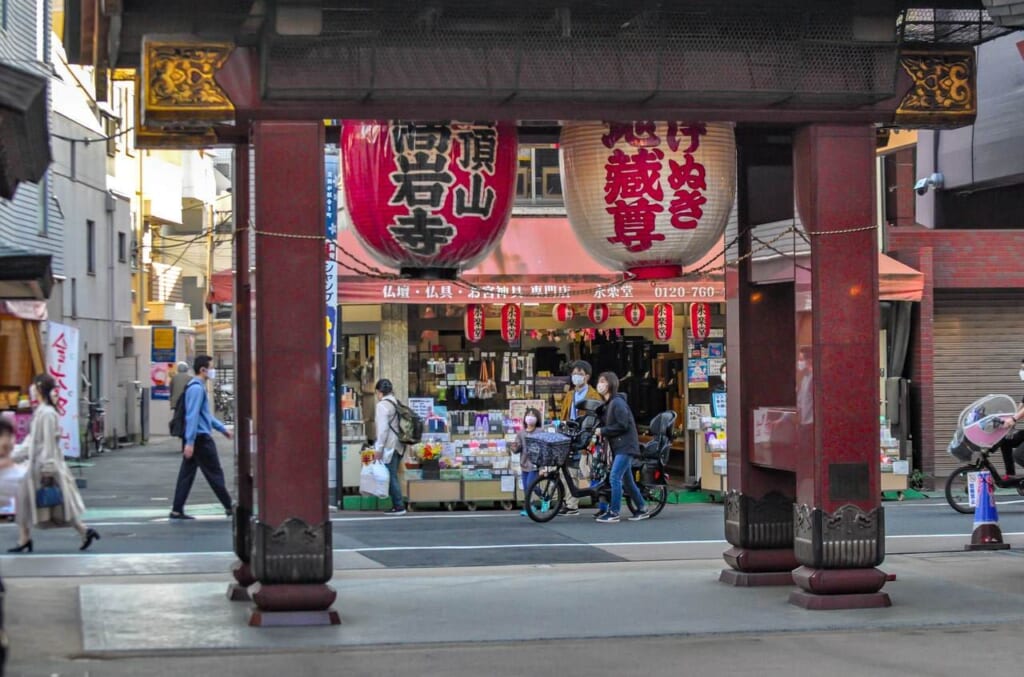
top-left (909, 469), bottom-right (930, 491)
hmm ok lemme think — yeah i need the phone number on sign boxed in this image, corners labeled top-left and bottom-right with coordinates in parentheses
top-left (653, 286), bottom-right (719, 299)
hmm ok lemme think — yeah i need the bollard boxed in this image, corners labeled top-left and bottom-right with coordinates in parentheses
top-left (966, 470), bottom-right (1010, 551)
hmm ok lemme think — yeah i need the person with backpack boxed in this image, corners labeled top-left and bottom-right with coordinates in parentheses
top-left (373, 379), bottom-right (408, 515)
top-left (169, 355), bottom-right (233, 520)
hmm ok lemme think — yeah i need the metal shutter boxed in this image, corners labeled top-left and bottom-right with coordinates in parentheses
top-left (932, 290), bottom-right (1024, 479)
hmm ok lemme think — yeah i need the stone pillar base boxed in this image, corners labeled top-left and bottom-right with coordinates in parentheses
top-left (248, 583), bottom-right (339, 626)
top-left (719, 569), bottom-right (795, 587)
top-left (789, 565), bottom-right (890, 609)
top-left (723, 546), bottom-right (799, 574)
top-left (227, 561), bottom-right (257, 601)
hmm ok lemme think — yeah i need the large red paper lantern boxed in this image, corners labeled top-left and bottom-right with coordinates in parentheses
top-left (342, 120), bottom-right (518, 279)
top-left (552, 303), bottom-right (575, 323)
top-left (561, 121), bottom-right (735, 280)
top-left (690, 302), bottom-right (711, 340)
top-left (500, 303), bottom-right (521, 343)
top-left (588, 303), bottom-right (609, 324)
top-left (465, 304), bottom-right (485, 343)
top-left (623, 302), bottom-right (647, 327)
top-left (653, 303), bottom-right (674, 341)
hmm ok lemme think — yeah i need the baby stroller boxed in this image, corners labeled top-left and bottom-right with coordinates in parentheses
top-left (944, 394), bottom-right (1023, 514)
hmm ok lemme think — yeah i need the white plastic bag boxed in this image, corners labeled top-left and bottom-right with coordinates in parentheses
top-left (360, 461), bottom-right (389, 498)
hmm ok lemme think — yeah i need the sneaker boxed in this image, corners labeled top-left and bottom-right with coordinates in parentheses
top-left (168, 512), bottom-right (195, 520)
top-left (519, 509), bottom-right (528, 517)
top-left (596, 512), bottom-right (620, 524)
top-left (385, 507), bottom-right (407, 516)
top-left (559, 508), bottom-right (580, 516)
top-left (593, 509), bottom-right (608, 520)
top-left (628, 509), bottom-right (651, 521)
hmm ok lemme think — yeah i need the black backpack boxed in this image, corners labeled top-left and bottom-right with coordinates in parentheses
top-left (169, 381), bottom-right (202, 439)
top-left (387, 399), bottom-right (424, 446)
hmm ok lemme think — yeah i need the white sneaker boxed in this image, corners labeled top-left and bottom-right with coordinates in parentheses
top-left (628, 510), bottom-right (651, 521)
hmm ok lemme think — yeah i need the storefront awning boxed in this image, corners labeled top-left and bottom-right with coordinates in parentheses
top-left (751, 252), bottom-right (923, 302)
top-left (334, 218), bottom-right (726, 304)
top-left (0, 243), bottom-right (54, 301)
top-left (0, 63), bottom-right (50, 200)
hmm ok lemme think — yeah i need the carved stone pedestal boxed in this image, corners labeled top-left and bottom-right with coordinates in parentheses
top-left (721, 491), bottom-right (798, 586)
top-left (228, 561), bottom-right (256, 601)
top-left (228, 505), bottom-right (255, 601)
top-left (249, 583), bottom-right (341, 626)
top-left (789, 566), bottom-right (891, 610)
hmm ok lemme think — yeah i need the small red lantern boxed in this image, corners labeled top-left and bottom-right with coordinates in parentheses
top-left (588, 303), bottom-right (610, 324)
top-left (552, 303), bottom-right (575, 323)
top-left (653, 303), bottom-right (674, 341)
top-left (500, 303), bottom-right (521, 344)
top-left (623, 302), bottom-right (647, 327)
top-left (465, 304), bottom-right (485, 343)
top-left (690, 302), bottom-right (711, 340)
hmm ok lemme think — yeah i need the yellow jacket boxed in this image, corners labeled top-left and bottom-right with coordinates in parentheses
top-left (559, 384), bottom-right (602, 422)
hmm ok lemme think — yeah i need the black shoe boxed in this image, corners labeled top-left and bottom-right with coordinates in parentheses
top-left (385, 506), bottom-right (407, 515)
top-left (80, 529), bottom-right (101, 551)
top-left (7, 540), bottom-right (32, 553)
top-left (168, 511), bottom-right (195, 520)
top-left (225, 508), bottom-right (233, 517)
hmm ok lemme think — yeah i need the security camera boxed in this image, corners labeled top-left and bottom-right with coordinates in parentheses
top-left (914, 172), bottom-right (944, 196)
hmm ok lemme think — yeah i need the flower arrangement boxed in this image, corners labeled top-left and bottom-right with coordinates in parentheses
top-left (360, 449), bottom-right (376, 465)
top-left (417, 444), bottom-right (440, 462)
top-left (439, 457), bottom-right (462, 470)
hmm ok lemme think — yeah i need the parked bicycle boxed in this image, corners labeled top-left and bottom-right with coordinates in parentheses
top-left (82, 397), bottom-right (109, 459)
top-left (214, 383), bottom-right (234, 425)
top-left (524, 404), bottom-right (673, 522)
top-left (944, 393), bottom-right (1024, 514)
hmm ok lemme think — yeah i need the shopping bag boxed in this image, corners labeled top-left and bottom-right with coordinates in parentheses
top-left (360, 461), bottom-right (389, 498)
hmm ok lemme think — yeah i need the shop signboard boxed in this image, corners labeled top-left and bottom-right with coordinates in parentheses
top-left (688, 358), bottom-right (709, 389)
top-left (46, 322), bottom-right (81, 458)
top-left (561, 121), bottom-right (736, 280)
top-left (408, 397), bottom-right (435, 420)
top-left (151, 326), bottom-right (176, 363)
top-left (341, 120), bottom-right (518, 276)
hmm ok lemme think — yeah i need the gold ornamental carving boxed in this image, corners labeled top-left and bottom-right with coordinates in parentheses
top-left (141, 38), bottom-right (235, 129)
top-left (895, 51), bottom-right (975, 128)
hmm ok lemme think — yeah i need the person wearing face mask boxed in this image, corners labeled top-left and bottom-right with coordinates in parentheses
top-left (593, 372), bottom-right (649, 523)
top-left (796, 347), bottom-right (813, 426)
top-left (558, 361), bottom-right (600, 516)
top-left (169, 355), bottom-right (233, 520)
top-left (998, 358), bottom-right (1024, 477)
top-left (510, 407), bottom-right (543, 517)
top-left (8, 374), bottom-right (99, 552)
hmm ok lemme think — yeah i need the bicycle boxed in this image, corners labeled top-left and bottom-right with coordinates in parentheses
top-left (524, 404), bottom-right (673, 522)
top-left (944, 393), bottom-right (1024, 514)
top-left (82, 397), bottom-right (109, 458)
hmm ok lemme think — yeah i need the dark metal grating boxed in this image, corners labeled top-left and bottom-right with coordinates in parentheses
top-left (262, 5), bottom-right (900, 106)
top-left (897, 8), bottom-right (1014, 46)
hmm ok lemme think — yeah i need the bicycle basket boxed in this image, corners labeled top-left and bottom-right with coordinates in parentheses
top-left (947, 394), bottom-right (1017, 461)
top-left (525, 432), bottom-right (572, 467)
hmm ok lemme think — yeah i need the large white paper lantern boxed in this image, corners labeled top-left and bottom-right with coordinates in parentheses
top-left (561, 121), bottom-right (736, 280)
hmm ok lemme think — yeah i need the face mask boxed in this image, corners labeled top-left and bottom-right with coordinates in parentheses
top-left (28, 385), bottom-right (39, 408)
top-left (597, 382), bottom-right (608, 395)
top-left (797, 360), bottom-right (807, 371)
top-left (524, 416), bottom-right (537, 427)
top-left (571, 374), bottom-right (585, 387)
top-left (721, 374), bottom-right (727, 384)
top-left (207, 368), bottom-right (217, 380)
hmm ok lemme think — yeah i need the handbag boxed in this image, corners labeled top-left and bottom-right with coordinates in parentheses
top-left (36, 474), bottom-right (63, 508)
top-left (477, 359), bottom-right (497, 400)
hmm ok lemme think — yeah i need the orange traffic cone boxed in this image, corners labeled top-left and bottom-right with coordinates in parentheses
top-left (966, 470), bottom-right (1010, 551)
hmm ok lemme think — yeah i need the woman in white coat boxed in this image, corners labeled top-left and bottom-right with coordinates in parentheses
top-left (8, 374), bottom-right (100, 553)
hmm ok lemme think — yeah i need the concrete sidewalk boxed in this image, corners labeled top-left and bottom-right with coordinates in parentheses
top-left (6, 549), bottom-right (1024, 675)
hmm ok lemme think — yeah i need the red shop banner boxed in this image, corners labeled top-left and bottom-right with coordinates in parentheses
top-left (690, 302), bottom-right (711, 340)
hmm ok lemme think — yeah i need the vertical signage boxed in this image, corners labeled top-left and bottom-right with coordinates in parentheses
top-left (46, 322), bottom-right (81, 458)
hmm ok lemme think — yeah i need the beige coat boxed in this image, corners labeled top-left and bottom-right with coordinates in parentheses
top-left (13, 404), bottom-right (86, 529)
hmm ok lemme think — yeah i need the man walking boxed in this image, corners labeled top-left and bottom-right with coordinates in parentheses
top-left (169, 362), bottom-right (191, 410)
top-left (558, 360), bottom-right (601, 516)
top-left (169, 355), bottom-right (233, 520)
top-left (373, 378), bottom-right (407, 515)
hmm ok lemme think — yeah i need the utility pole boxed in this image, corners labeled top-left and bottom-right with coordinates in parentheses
top-left (205, 203), bottom-right (216, 371)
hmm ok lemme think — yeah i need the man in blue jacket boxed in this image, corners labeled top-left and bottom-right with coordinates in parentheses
top-left (169, 355), bottom-right (233, 520)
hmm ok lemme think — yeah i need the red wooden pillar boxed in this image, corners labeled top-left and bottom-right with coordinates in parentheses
top-left (228, 142), bottom-right (255, 601)
top-left (249, 121), bottom-right (339, 626)
top-left (790, 125), bottom-right (889, 609)
top-left (721, 133), bottom-right (799, 586)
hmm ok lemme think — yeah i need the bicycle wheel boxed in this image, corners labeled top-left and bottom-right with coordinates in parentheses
top-left (626, 484), bottom-right (668, 518)
top-left (525, 472), bottom-right (564, 523)
top-left (945, 465), bottom-right (975, 514)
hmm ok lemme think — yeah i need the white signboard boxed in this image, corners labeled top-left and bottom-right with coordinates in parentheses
top-left (408, 397), bottom-right (435, 420)
top-left (46, 322), bottom-right (81, 458)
